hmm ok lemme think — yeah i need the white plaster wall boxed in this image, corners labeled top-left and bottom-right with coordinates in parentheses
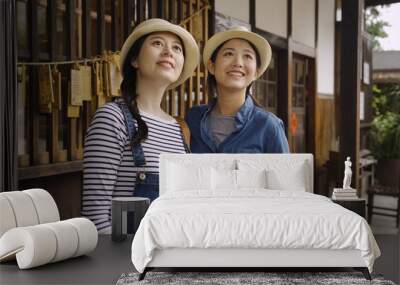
top-left (292, 0), bottom-right (315, 48)
top-left (317, 0), bottom-right (335, 96)
top-left (215, 0), bottom-right (249, 23)
top-left (255, 0), bottom-right (287, 38)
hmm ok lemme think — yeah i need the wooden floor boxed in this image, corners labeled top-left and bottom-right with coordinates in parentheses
top-left (0, 220), bottom-right (399, 285)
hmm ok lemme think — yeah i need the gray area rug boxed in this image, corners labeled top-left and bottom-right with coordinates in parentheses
top-left (116, 271), bottom-right (396, 285)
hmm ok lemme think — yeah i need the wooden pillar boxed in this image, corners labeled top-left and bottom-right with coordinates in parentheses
top-left (82, 0), bottom-right (92, 136)
top-left (286, 0), bottom-right (293, 147)
top-left (123, 0), bottom-right (134, 38)
top-left (339, 0), bottom-right (363, 191)
top-left (66, 0), bottom-right (78, 161)
top-left (48, 0), bottom-right (60, 163)
top-left (111, 0), bottom-right (118, 51)
top-left (0, 0), bottom-right (18, 190)
top-left (29, 0), bottom-right (41, 165)
top-left (97, 0), bottom-right (106, 54)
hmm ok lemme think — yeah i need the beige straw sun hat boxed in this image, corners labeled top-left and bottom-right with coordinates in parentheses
top-left (203, 26), bottom-right (272, 79)
top-left (119, 18), bottom-right (199, 89)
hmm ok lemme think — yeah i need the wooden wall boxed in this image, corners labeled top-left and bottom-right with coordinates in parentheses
top-left (19, 172), bottom-right (82, 220)
top-left (17, 0), bottom-right (213, 219)
top-left (315, 96), bottom-right (335, 168)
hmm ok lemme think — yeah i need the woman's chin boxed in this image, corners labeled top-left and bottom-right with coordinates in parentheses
top-left (219, 83), bottom-right (248, 92)
top-left (155, 70), bottom-right (180, 85)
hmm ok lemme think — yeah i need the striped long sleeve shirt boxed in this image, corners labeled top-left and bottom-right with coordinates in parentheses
top-left (81, 101), bottom-right (186, 232)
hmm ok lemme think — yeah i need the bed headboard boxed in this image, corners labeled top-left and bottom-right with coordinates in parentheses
top-left (159, 154), bottom-right (314, 195)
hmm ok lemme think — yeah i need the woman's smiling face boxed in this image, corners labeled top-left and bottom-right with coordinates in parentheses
top-left (208, 38), bottom-right (258, 93)
top-left (132, 32), bottom-right (184, 85)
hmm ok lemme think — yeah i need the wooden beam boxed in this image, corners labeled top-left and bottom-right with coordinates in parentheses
top-left (339, 0), bottom-right (363, 191)
top-left (292, 41), bottom-right (316, 58)
top-left (250, 0), bottom-right (255, 30)
top-left (157, 0), bottom-right (164, 18)
top-left (48, 0), bottom-right (59, 163)
top-left (124, 0), bottom-right (133, 38)
top-left (208, 0), bottom-right (215, 37)
top-left (169, 0), bottom-right (176, 23)
top-left (111, 0), bottom-right (118, 51)
top-left (306, 58), bottom-right (316, 155)
top-left (18, 161), bottom-right (83, 180)
top-left (1, 0), bottom-right (18, 190)
top-left (188, 0), bottom-right (193, 109)
top-left (29, 0), bottom-right (41, 165)
top-left (177, 0), bottom-right (183, 23)
top-left (67, 0), bottom-right (78, 161)
top-left (82, 0), bottom-right (92, 144)
top-left (67, 0), bottom-right (76, 58)
top-left (97, 0), bottom-right (106, 53)
top-left (138, 0), bottom-right (146, 22)
top-left (203, 1), bottom-right (209, 104)
top-left (286, 0), bottom-right (293, 147)
top-left (82, 0), bottom-right (91, 57)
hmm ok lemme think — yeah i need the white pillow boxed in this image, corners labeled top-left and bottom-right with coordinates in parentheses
top-left (236, 169), bottom-right (267, 189)
top-left (266, 164), bottom-right (307, 191)
top-left (238, 159), bottom-right (309, 192)
top-left (212, 168), bottom-right (237, 190)
top-left (167, 163), bottom-right (212, 191)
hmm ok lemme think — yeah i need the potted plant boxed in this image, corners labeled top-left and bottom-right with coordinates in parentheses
top-left (369, 83), bottom-right (400, 186)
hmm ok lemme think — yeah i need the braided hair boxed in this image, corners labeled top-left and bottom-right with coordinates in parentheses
top-left (120, 36), bottom-right (148, 148)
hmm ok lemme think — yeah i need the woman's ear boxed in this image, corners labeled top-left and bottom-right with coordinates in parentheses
top-left (207, 60), bottom-right (215, 75)
top-left (131, 57), bottom-right (139, 68)
top-left (252, 68), bottom-right (260, 81)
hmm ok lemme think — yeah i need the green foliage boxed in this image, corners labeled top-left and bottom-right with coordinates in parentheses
top-left (369, 84), bottom-right (400, 159)
top-left (365, 7), bottom-right (390, 51)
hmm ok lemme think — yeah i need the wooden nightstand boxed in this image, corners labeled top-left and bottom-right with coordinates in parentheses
top-left (332, 198), bottom-right (366, 218)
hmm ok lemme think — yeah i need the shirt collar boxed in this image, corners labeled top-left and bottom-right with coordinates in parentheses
top-left (205, 95), bottom-right (254, 123)
top-left (234, 95), bottom-right (254, 125)
top-left (200, 95), bottom-right (254, 152)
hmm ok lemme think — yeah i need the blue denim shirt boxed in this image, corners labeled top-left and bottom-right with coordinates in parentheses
top-left (185, 96), bottom-right (290, 153)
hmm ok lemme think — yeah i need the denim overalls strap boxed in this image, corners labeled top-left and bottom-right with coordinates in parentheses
top-left (117, 100), bottom-right (159, 203)
top-left (118, 101), bottom-right (146, 166)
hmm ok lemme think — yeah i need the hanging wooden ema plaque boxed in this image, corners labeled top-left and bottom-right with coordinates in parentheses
top-left (95, 61), bottom-right (106, 107)
top-left (109, 53), bottom-right (122, 97)
top-left (81, 64), bottom-right (92, 101)
top-left (71, 64), bottom-right (83, 106)
top-left (68, 64), bottom-right (82, 118)
top-left (52, 66), bottom-right (62, 111)
top-left (103, 57), bottom-right (111, 97)
top-left (38, 65), bottom-right (54, 113)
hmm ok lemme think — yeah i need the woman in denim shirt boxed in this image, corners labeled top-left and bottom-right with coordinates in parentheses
top-left (185, 27), bottom-right (289, 153)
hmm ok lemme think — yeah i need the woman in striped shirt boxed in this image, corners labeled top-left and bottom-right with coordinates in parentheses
top-left (82, 19), bottom-right (199, 233)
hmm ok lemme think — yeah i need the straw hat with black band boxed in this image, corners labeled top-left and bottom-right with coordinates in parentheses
top-left (203, 26), bottom-right (272, 79)
top-left (119, 18), bottom-right (200, 90)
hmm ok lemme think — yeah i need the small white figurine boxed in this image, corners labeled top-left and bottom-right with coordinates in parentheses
top-left (342, 157), bottom-right (352, 189)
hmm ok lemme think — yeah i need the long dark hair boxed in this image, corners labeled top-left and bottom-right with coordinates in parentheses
top-left (207, 39), bottom-right (262, 107)
top-left (120, 35), bottom-right (148, 148)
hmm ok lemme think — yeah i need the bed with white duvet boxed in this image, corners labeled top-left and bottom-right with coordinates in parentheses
top-left (131, 154), bottom-right (380, 280)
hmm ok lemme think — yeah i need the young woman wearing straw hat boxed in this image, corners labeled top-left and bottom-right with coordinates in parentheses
top-left (185, 27), bottom-right (289, 153)
top-left (81, 19), bottom-right (199, 233)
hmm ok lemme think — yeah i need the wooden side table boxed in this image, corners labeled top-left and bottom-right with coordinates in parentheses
top-left (332, 198), bottom-right (366, 218)
top-left (111, 197), bottom-right (150, 242)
